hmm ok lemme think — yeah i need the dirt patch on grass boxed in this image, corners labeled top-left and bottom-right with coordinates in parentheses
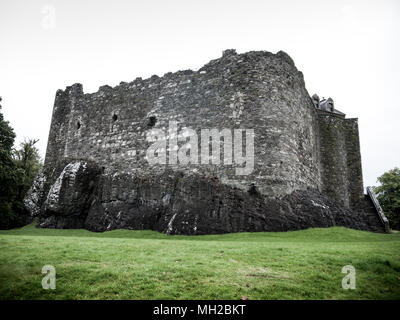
top-left (238, 266), bottom-right (290, 279)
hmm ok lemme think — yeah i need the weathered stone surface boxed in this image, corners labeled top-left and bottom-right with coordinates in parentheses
top-left (31, 166), bottom-right (378, 234)
top-left (36, 161), bottom-right (101, 228)
top-left (23, 170), bottom-right (46, 217)
top-left (44, 49), bottom-right (321, 198)
top-left (24, 49), bottom-right (388, 234)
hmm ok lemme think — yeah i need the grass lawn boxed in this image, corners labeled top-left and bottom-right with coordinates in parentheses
top-left (0, 223), bottom-right (399, 300)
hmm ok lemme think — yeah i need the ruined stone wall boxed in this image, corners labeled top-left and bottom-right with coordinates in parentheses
top-left (317, 112), bottom-right (364, 208)
top-left (44, 50), bottom-right (322, 198)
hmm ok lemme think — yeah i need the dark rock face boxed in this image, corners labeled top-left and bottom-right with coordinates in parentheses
top-left (36, 161), bottom-right (101, 229)
top-left (29, 164), bottom-right (382, 234)
top-left (23, 170), bottom-right (47, 218)
top-left (85, 171), bottom-right (378, 234)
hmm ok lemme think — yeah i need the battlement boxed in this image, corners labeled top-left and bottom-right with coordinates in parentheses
top-left (55, 49), bottom-right (300, 98)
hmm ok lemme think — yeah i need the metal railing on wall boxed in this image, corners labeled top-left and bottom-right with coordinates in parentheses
top-left (366, 186), bottom-right (390, 233)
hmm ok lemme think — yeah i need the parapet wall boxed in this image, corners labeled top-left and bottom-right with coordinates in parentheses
top-left (44, 49), bottom-right (322, 197)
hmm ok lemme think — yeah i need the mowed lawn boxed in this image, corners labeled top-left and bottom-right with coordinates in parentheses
top-left (0, 223), bottom-right (399, 300)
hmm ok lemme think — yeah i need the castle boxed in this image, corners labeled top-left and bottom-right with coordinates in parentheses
top-left (25, 49), bottom-right (389, 234)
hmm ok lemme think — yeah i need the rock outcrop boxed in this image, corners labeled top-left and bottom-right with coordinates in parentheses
top-left (34, 161), bottom-right (101, 229)
top-left (27, 163), bottom-right (384, 234)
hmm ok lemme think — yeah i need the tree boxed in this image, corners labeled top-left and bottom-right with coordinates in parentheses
top-left (0, 97), bottom-right (20, 202)
top-left (0, 97), bottom-right (25, 228)
top-left (375, 168), bottom-right (400, 230)
top-left (0, 97), bottom-right (41, 229)
top-left (13, 139), bottom-right (42, 199)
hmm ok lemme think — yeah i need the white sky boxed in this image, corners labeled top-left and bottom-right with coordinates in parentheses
top-left (1, 0), bottom-right (399, 189)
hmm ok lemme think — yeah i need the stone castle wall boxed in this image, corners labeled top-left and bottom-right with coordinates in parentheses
top-left (45, 50), bottom-right (323, 198)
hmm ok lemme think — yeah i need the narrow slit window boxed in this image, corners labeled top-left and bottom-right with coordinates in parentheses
top-left (148, 116), bottom-right (157, 127)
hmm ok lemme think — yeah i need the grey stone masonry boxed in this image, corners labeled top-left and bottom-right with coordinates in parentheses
top-left (45, 50), bottom-right (321, 197)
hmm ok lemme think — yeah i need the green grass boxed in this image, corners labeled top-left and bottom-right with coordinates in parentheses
top-left (0, 223), bottom-right (399, 300)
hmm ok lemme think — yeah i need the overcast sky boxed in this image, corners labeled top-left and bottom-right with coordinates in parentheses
top-left (1, 0), bottom-right (399, 189)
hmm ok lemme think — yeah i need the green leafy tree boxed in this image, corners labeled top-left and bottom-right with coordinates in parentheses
top-left (375, 168), bottom-right (400, 230)
top-left (13, 139), bottom-right (42, 199)
top-left (0, 97), bottom-right (24, 227)
top-left (0, 97), bottom-right (41, 229)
